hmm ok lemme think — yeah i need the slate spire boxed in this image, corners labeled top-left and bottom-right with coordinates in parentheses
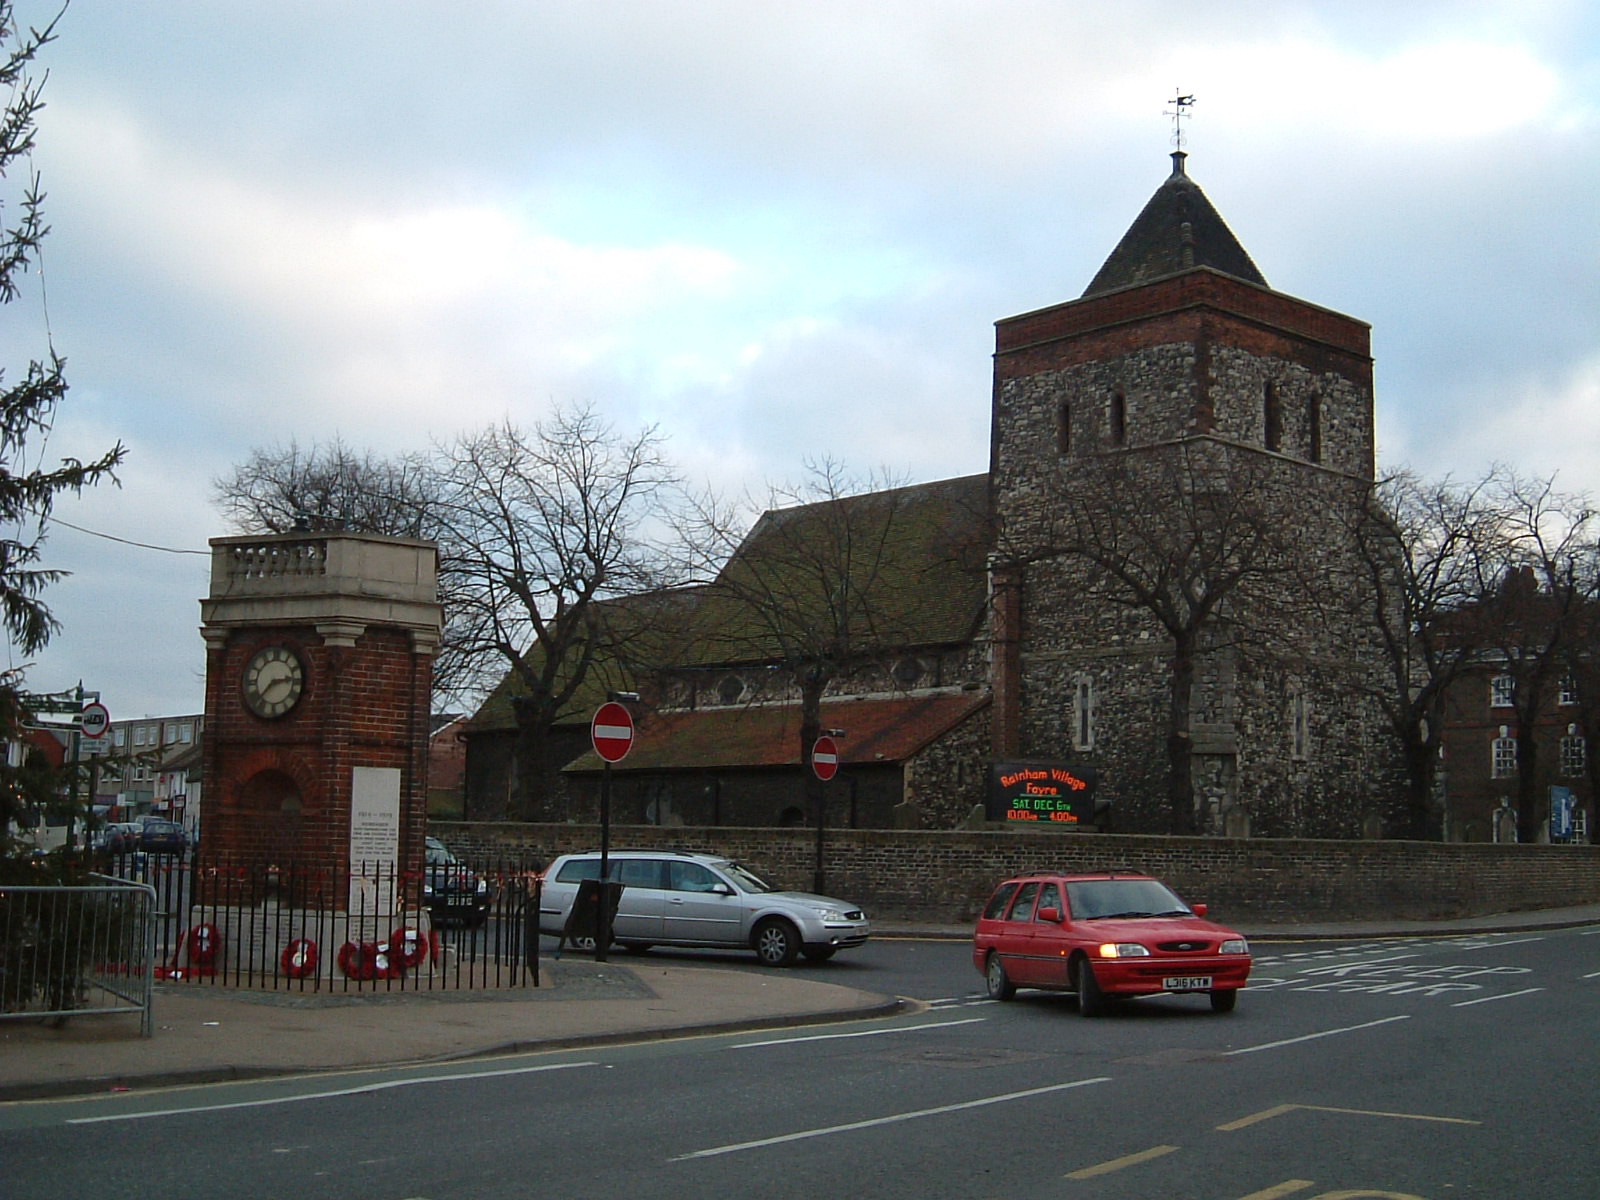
top-left (1082, 152), bottom-right (1268, 297)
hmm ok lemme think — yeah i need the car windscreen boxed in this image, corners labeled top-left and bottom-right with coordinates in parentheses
top-left (1066, 879), bottom-right (1190, 920)
top-left (719, 862), bottom-right (772, 894)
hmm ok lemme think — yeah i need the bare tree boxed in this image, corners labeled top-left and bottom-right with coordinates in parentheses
top-left (1480, 471), bottom-right (1595, 841)
top-left (683, 460), bottom-right (982, 883)
top-left (431, 404), bottom-right (685, 820)
top-left (1351, 467), bottom-right (1518, 838)
top-left (212, 437), bottom-right (435, 537)
top-left (1003, 440), bottom-right (1299, 835)
top-left (691, 463), bottom-right (907, 803)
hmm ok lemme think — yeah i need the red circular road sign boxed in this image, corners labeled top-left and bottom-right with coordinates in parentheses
top-left (591, 701), bottom-right (635, 763)
top-left (79, 702), bottom-right (111, 739)
top-left (811, 735), bottom-right (839, 782)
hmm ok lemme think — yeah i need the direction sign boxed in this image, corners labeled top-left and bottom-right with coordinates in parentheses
top-left (79, 702), bottom-right (111, 739)
top-left (591, 701), bottom-right (635, 763)
top-left (811, 735), bottom-right (839, 781)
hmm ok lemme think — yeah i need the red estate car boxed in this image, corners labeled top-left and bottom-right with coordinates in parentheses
top-left (972, 871), bottom-right (1251, 1016)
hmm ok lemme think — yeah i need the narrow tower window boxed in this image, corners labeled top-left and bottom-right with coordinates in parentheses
top-left (1264, 382), bottom-right (1282, 452)
top-left (1109, 392), bottom-right (1126, 447)
top-left (1056, 401), bottom-right (1072, 455)
top-left (1307, 393), bottom-right (1323, 463)
top-left (1290, 690), bottom-right (1310, 761)
top-left (1072, 673), bottom-right (1096, 750)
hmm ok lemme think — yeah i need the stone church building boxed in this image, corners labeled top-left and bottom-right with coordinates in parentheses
top-left (464, 152), bottom-right (1406, 837)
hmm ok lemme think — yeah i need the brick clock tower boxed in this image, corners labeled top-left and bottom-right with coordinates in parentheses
top-left (198, 532), bottom-right (441, 879)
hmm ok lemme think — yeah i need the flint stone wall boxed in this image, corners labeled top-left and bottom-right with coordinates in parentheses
top-left (433, 821), bottom-right (1600, 926)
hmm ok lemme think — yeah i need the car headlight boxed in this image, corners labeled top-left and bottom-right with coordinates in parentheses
top-left (422, 883), bottom-right (435, 898)
top-left (1219, 938), bottom-right (1249, 955)
top-left (1098, 943), bottom-right (1151, 958)
top-left (475, 877), bottom-right (489, 897)
top-left (809, 906), bottom-right (848, 922)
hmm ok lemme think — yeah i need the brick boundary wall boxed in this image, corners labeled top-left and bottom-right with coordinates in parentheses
top-left (431, 822), bottom-right (1600, 925)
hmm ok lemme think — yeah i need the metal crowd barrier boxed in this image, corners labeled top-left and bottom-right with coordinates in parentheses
top-left (0, 876), bottom-right (158, 1037)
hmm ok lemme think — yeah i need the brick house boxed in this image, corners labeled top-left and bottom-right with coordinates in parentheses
top-left (1436, 568), bottom-right (1596, 843)
top-left (465, 152), bottom-right (1406, 835)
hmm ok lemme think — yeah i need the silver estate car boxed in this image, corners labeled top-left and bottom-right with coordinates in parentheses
top-left (539, 850), bottom-right (871, 966)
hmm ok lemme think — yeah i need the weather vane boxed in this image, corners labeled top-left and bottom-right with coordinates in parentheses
top-left (1165, 90), bottom-right (1196, 151)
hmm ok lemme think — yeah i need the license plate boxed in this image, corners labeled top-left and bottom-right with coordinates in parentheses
top-left (1163, 975), bottom-right (1212, 991)
top-left (444, 896), bottom-right (473, 907)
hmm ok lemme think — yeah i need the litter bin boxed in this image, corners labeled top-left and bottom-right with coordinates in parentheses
top-left (563, 878), bottom-right (624, 951)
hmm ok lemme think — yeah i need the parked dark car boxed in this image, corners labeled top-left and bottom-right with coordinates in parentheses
top-left (138, 819), bottom-right (188, 856)
top-left (424, 836), bottom-right (491, 927)
top-left (105, 822), bottom-right (144, 854)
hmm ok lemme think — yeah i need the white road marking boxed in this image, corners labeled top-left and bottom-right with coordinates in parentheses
top-left (671, 1075), bottom-right (1111, 1160)
top-left (66, 1061), bottom-right (598, 1124)
top-left (1450, 988), bottom-right (1545, 1007)
top-left (732, 1017), bottom-right (985, 1048)
top-left (1226, 1014), bottom-right (1411, 1056)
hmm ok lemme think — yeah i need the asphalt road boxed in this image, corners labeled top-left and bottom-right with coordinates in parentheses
top-left (4, 926), bottom-right (1597, 1199)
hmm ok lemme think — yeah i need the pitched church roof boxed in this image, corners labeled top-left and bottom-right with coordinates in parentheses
top-left (1081, 151), bottom-right (1267, 297)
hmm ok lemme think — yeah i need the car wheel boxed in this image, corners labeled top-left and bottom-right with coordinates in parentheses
top-left (568, 934), bottom-right (599, 953)
top-left (1076, 958), bottom-right (1107, 1017)
top-left (1210, 988), bottom-right (1238, 1013)
top-left (985, 952), bottom-right (1016, 1001)
top-left (801, 947), bottom-right (836, 963)
top-left (753, 918), bottom-right (800, 967)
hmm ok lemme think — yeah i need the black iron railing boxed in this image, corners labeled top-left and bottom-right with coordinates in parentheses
top-left (99, 850), bottom-right (543, 992)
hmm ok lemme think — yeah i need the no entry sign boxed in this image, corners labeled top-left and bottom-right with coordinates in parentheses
top-left (79, 702), bottom-right (111, 739)
top-left (591, 701), bottom-right (635, 763)
top-left (811, 735), bottom-right (839, 781)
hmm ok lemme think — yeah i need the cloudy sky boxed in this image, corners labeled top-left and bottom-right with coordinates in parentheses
top-left (4, 0), bottom-right (1596, 720)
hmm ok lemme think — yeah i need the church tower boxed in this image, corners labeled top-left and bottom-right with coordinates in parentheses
top-left (988, 152), bottom-right (1401, 836)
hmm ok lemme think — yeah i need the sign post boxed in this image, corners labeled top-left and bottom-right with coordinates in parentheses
top-left (590, 701), bottom-right (635, 962)
top-left (811, 734), bottom-right (840, 893)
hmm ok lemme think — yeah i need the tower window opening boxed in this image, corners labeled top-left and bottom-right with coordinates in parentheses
top-left (1109, 392), bottom-right (1126, 447)
top-left (1056, 401), bottom-right (1072, 455)
top-left (1264, 382), bottom-right (1282, 452)
top-left (1307, 393), bottom-right (1322, 463)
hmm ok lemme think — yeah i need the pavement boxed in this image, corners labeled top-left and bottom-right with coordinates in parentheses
top-left (4, 905), bottom-right (1599, 1103)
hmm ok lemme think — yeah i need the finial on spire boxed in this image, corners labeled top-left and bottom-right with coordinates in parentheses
top-left (1165, 90), bottom-right (1196, 153)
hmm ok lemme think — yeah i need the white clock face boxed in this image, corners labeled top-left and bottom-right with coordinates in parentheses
top-left (243, 645), bottom-right (305, 718)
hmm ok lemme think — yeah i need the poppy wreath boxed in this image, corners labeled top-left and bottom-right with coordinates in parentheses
top-left (186, 923), bottom-right (222, 967)
top-left (390, 927), bottom-right (428, 970)
top-left (280, 938), bottom-right (319, 979)
top-left (338, 940), bottom-right (381, 981)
